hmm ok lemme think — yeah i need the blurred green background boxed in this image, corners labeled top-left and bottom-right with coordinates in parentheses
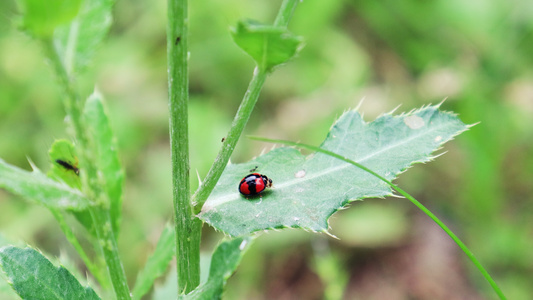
top-left (1, 0), bottom-right (533, 299)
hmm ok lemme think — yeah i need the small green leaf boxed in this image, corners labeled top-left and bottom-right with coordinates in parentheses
top-left (18, 0), bottom-right (82, 38)
top-left (231, 20), bottom-right (304, 71)
top-left (199, 104), bottom-right (469, 237)
top-left (83, 90), bottom-right (124, 236)
top-left (179, 237), bottom-right (253, 300)
top-left (0, 246), bottom-right (100, 300)
top-left (132, 225), bottom-right (174, 300)
top-left (46, 139), bottom-right (96, 236)
top-left (48, 139), bottom-right (81, 189)
top-left (54, 0), bottom-right (115, 74)
top-left (0, 159), bottom-right (90, 211)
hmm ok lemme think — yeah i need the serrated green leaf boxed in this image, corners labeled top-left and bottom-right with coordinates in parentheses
top-left (231, 20), bottom-right (303, 71)
top-left (199, 104), bottom-right (468, 237)
top-left (0, 235), bottom-right (17, 299)
top-left (179, 237), bottom-right (253, 300)
top-left (18, 0), bottom-right (82, 38)
top-left (47, 139), bottom-right (81, 189)
top-left (132, 224), bottom-right (174, 300)
top-left (0, 159), bottom-right (90, 211)
top-left (83, 90), bottom-right (124, 236)
top-left (53, 0), bottom-right (114, 74)
top-left (0, 246), bottom-right (100, 300)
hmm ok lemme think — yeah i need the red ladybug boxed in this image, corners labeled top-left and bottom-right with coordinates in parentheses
top-left (239, 173), bottom-right (273, 196)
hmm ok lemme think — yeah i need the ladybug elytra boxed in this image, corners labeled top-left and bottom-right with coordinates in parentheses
top-left (239, 173), bottom-right (273, 196)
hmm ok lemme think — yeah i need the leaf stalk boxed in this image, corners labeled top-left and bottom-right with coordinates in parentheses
top-left (192, 0), bottom-right (300, 213)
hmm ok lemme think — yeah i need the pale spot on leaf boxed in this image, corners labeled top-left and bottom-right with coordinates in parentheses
top-left (404, 115), bottom-right (425, 129)
top-left (295, 169), bottom-right (306, 178)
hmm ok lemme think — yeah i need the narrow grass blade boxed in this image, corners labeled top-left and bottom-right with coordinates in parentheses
top-left (249, 135), bottom-right (506, 300)
top-left (132, 224), bottom-right (175, 300)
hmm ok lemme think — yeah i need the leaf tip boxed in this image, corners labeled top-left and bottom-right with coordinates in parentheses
top-left (322, 230), bottom-right (339, 240)
top-left (354, 97), bottom-right (365, 112)
top-left (195, 169), bottom-right (202, 186)
top-left (387, 104), bottom-right (403, 115)
top-left (389, 193), bottom-right (406, 199)
top-left (436, 97), bottom-right (448, 108)
top-left (430, 151), bottom-right (448, 160)
top-left (26, 156), bottom-right (40, 173)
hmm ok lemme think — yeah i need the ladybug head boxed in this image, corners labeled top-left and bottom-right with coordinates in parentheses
top-left (262, 175), bottom-right (273, 188)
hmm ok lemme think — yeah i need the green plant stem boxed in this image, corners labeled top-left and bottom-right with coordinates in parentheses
top-left (167, 0), bottom-right (201, 294)
top-left (249, 136), bottom-right (507, 300)
top-left (89, 206), bottom-right (131, 299)
top-left (274, 0), bottom-right (299, 27)
top-left (192, 0), bottom-right (300, 212)
top-left (50, 208), bottom-right (110, 289)
top-left (43, 40), bottom-right (85, 146)
top-left (45, 39), bottom-right (132, 300)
